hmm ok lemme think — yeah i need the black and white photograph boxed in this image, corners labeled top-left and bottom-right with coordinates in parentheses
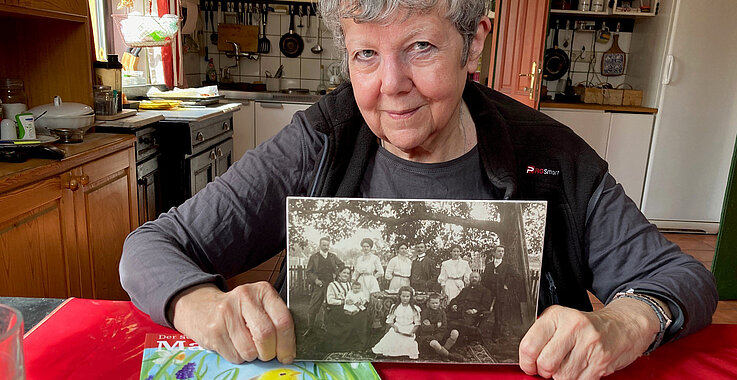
top-left (286, 197), bottom-right (547, 364)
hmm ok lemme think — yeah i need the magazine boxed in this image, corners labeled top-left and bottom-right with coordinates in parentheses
top-left (140, 333), bottom-right (380, 380)
top-left (286, 197), bottom-right (547, 364)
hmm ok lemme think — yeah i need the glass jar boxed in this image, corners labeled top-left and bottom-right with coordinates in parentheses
top-left (0, 78), bottom-right (28, 120)
top-left (94, 85), bottom-right (116, 115)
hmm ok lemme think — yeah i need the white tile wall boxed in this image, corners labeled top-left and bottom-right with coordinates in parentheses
top-left (183, 11), bottom-right (340, 93)
top-left (543, 30), bottom-right (634, 96)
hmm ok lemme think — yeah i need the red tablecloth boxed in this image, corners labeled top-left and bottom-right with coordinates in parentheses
top-left (22, 298), bottom-right (737, 379)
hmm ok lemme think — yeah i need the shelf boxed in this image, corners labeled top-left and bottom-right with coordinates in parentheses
top-left (550, 9), bottom-right (609, 16)
top-left (611, 7), bottom-right (657, 17)
top-left (0, 4), bottom-right (87, 23)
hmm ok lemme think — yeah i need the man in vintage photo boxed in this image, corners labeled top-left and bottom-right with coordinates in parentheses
top-left (447, 271), bottom-right (493, 345)
top-left (303, 237), bottom-right (344, 337)
top-left (482, 245), bottom-right (515, 342)
top-left (410, 242), bottom-right (438, 293)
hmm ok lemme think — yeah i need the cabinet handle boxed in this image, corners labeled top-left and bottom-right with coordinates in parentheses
top-left (196, 132), bottom-right (205, 142)
top-left (216, 148), bottom-right (223, 158)
top-left (65, 178), bottom-right (80, 191)
top-left (259, 102), bottom-right (284, 109)
top-left (209, 150), bottom-right (217, 160)
top-left (222, 121), bottom-right (231, 131)
top-left (79, 174), bottom-right (89, 186)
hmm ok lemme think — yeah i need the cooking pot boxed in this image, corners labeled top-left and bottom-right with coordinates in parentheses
top-left (28, 96), bottom-right (95, 130)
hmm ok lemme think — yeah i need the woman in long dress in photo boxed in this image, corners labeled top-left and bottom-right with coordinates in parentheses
top-left (352, 238), bottom-right (384, 298)
top-left (438, 244), bottom-right (472, 302)
top-left (371, 286), bottom-right (421, 360)
top-left (325, 267), bottom-right (368, 352)
top-left (385, 243), bottom-right (412, 292)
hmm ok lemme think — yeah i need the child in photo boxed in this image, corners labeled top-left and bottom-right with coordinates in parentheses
top-left (417, 293), bottom-right (463, 361)
top-left (343, 281), bottom-right (368, 315)
top-left (371, 286), bottom-right (421, 360)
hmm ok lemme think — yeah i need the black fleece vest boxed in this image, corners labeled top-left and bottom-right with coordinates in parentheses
top-left (293, 81), bottom-right (608, 313)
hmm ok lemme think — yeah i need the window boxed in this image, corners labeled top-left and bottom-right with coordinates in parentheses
top-left (89, 0), bottom-right (182, 87)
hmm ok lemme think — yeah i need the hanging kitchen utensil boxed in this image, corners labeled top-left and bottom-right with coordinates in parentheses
top-left (280, 5), bottom-right (304, 58)
top-left (601, 24), bottom-right (625, 76)
top-left (310, 2), bottom-right (323, 54)
top-left (210, 1), bottom-right (219, 45)
top-left (297, 4), bottom-right (304, 28)
top-left (543, 20), bottom-right (570, 81)
top-left (562, 20), bottom-right (570, 48)
top-left (258, 3), bottom-right (270, 53)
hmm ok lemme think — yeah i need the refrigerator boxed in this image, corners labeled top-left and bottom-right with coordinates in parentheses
top-left (632, 0), bottom-right (737, 233)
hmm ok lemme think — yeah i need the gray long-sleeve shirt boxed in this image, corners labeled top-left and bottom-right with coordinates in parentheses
top-left (120, 111), bottom-right (717, 346)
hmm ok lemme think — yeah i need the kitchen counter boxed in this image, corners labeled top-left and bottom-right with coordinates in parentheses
top-left (149, 102), bottom-right (242, 122)
top-left (540, 101), bottom-right (658, 114)
top-left (219, 90), bottom-right (321, 104)
top-left (0, 133), bottom-right (136, 193)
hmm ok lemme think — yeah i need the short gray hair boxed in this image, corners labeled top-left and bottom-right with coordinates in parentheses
top-left (319, 0), bottom-right (489, 78)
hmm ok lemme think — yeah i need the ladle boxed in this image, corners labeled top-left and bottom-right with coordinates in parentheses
top-left (310, 5), bottom-right (323, 55)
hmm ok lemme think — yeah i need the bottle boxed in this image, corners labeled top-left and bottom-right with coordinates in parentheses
top-left (206, 58), bottom-right (218, 83)
top-left (94, 54), bottom-right (123, 113)
top-left (0, 78), bottom-right (28, 121)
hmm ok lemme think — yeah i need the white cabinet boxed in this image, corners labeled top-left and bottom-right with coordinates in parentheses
top-left (541, 109), bottom-right (611, 158)
top-left (541, 108), bottom-right (654, 208)
top-left (254, 102), bottom-right (311, 147)
top-left (606, 113), bottom-right (654, 207)
top-left (231, 100), bottom-right (255, 161)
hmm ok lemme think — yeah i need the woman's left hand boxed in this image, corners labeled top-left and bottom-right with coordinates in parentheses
top-left (519, 298), bottom-right (660, 380)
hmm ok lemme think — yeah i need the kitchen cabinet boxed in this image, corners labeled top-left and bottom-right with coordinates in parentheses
top-left (254, 102), bottom-right (311, 146)
top-left (541, 108), bottom-right (654, 207)
top-left (0, 135), bottom-right (138, 300)
top-left (232, 100), bottom-right (255, 160)
top-left (189, 139), bottom-right (233, 196)
top-left (17, 0), bottom-right (87, 16)
top-left (0, 1), bottom-right (92, 108)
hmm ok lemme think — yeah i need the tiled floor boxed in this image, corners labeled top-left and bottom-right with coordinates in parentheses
top-left (589, 233), bottom-right (737, 324)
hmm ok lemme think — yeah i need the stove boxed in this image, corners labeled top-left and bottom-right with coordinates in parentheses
top-left (95, 123), bottom-right (162, 225)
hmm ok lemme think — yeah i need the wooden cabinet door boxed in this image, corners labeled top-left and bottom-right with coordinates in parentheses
top-left (215, 139), bottom-right (234, 177)
top-left (190, 148), bottom-right (216, 196)
top-left (0, 176), bottom-right (75, 298)
top-left (18, 0), bottom-right (87, 16)
top-left (73, 148), bottom-right (138, 300)
top-left (489, 0), bottom-right (549, 108)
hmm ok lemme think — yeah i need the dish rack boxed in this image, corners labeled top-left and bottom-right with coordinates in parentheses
top-left (112, 13), bottom-right (180, 47)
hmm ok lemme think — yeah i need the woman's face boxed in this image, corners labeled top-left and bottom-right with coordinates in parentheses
top-left (361, 242), bottom-right (371, 254)
top-left (399, 290), bottom-right (411, 304)
top-left (342, 9), bottom-right (490, 160)
top-left (398, 245), bottom-right (408, 256)
top-left (338, 268), bottom-right (351, 282)
top-left (451, 247), bottom-right (461, 259)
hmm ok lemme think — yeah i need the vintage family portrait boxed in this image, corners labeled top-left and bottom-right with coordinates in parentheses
top-left (286, 197), bottom-right (547, 364)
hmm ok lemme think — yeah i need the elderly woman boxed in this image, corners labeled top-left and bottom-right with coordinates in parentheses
top-left (120, 0), bottom-right (717, 378)
top-left (352, 237), bottom-right (384, 297)
top-left (385, 243), bottom-right (413, 292)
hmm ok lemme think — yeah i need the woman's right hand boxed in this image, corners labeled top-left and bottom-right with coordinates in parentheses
top-left (169, 283), bottom-right (295, 365)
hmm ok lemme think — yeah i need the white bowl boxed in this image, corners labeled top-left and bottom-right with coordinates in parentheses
top-left (36, 114), bottom-right (95, 130)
